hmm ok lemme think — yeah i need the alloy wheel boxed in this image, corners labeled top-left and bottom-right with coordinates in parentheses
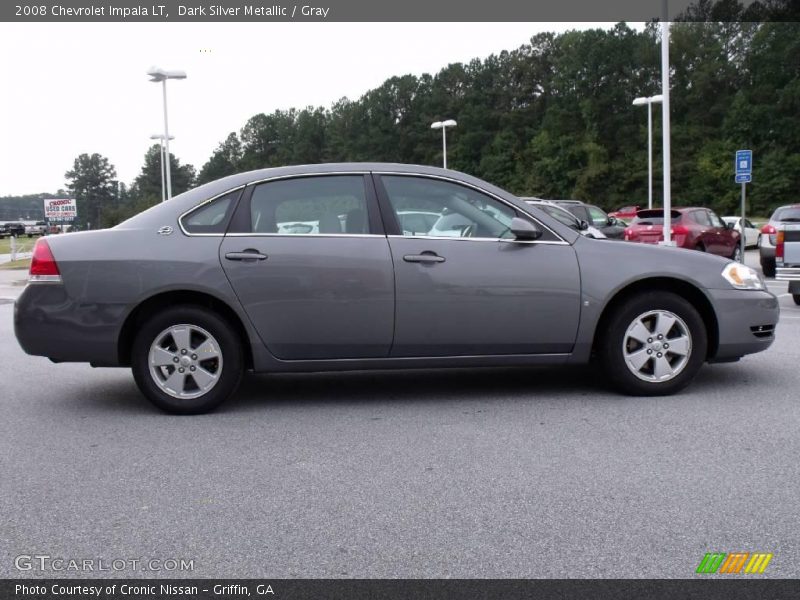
top-left (622, 310), bottom-right (692, 383)
top-left (148, 324), bottom-right (223, 400)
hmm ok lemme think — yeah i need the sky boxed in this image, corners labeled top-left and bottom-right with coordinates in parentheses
top-left (0, 22), bottom-right (623, 196)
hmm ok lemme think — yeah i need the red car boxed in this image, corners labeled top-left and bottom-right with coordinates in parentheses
top-left (624, 207), bottom-right (742, 261)
top-left (609, 205), bottom-right (640, 221)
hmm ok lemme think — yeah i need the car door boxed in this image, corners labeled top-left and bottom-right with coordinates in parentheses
top-left (691, 210), bottom-right (715, 251)
top-left (374, 174), bottom-right (581, 357)
top-left (708, 210), bottom-right (736, 256)
top-left (219, 174), bottom-right (395, 360)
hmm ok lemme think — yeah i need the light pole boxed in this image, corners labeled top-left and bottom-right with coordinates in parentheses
top-left (660, 0), bottom-right (673, 245)
top-left (632, 94), bottom-right (663, 210)
top-left (150, 134), bottom-right (175, 203)
top-left (431, 119), bottom-right (457, 169)
top-left (147, 66), bottom-right (186, 200)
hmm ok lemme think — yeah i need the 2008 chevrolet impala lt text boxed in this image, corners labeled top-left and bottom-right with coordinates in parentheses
top-left (14, 164), bottom-right (779, 414)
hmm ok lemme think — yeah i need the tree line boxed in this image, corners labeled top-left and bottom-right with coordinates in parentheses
top-left (2, 1), bottom-right (797, 227)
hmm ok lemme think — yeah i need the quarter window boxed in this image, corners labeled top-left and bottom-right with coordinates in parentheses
top-left (181, 189), bottom-right (240, 234)
top-left (381, 176), bottom-right (518, 239)
top-left (249, 176), bottom-right (368, 235)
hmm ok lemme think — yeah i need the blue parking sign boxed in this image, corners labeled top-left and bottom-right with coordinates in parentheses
top-left (735, 149), bottom-right (752, 181)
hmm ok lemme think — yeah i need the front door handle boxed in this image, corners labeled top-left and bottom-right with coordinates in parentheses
top-left (225, 250), bottom-right (268, 261)
top-left (403, 252), bottom-right (445, 264)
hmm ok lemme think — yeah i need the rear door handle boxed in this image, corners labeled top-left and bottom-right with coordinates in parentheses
top-left (403, 252), bottom-right (445, 264)
top-left (225, 250), bottom-right (268, 261)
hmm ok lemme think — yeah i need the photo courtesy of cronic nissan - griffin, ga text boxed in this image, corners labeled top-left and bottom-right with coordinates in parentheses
top-left (14, 164), bottom-right (779, 414)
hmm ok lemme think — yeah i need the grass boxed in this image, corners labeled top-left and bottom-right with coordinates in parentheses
top-left (0, 258), bottom-right (31, 270)
top-left (0, 236), bottom-right (38, 254)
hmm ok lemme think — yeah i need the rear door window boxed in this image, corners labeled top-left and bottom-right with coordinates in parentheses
top-left (248, 176), bottom-right (370, 235)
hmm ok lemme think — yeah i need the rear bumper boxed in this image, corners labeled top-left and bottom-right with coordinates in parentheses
top-left (776, 267), bottom-right (800, 281)
top-left (14, 283), bottom-right (124, 365)
top-left (707, 288), bottom-right (779, 361)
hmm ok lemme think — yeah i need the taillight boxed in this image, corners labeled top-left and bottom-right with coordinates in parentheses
top-left (29, 238), bottom-right (61, 282)
top-left (624, 228), bottom-right (634, 240)
top-left (671, 225), bottom-right (689, 236)
top-left (776, 230), bottom-right (784, 263)
top-left (762, 224), bottom-right (777, 245)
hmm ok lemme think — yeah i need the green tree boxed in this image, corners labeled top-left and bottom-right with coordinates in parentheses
top-left (65, 153), bottom-right (118, 229)
top-left (197, 132), bottom-right (243, 185)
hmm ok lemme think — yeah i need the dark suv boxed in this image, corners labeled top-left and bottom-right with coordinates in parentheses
top-left (0, 222), bottom-right (26, 238)
top-left (550, 200), bottom-right (626, 239)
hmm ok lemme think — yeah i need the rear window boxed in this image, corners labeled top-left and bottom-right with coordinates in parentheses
top-left (773, 207), bottom-right (800, 222)
top-left (632, 210), bottom-right (682, 225)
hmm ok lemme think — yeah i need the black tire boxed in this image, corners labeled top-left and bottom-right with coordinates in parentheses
top-left (793, 295), bottom-right (800, 306)
top-left (731, 244), bottom-right (742, 262)
top-left (131, 305), bottom-right (244, 414)
top-left (761, 258), bottom-right (776, 278)
top-left (696, 244), bottom-right (706, 252)
top-left (599, 291), bottom-right (707, 396)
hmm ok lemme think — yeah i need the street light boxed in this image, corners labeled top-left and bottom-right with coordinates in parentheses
top-left (632, 94), bottom-right (663, 210)
top-left (150, 134), bottom-right (175, 203)
top-left (431, 119), bottom-right (457, 169)
top-left (147, 66), bottom-right (186, 200)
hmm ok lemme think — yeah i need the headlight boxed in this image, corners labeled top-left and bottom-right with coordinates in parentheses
top-left (721, 263), bottom-right (765, 290)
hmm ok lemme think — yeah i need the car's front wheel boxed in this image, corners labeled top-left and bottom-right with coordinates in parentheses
top-left (131, 306), bottom-right (244, 414)
top-left (599, 292), bottom-right (707, 396)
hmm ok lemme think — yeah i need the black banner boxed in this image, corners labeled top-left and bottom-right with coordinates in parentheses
top-left (0, 0), bottom-right (778, 23)
top-left (3, 579), bottom-right (800, 600)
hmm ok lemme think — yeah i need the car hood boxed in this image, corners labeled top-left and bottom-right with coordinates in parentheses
top-left (573, 235), bottom-right (746, 292)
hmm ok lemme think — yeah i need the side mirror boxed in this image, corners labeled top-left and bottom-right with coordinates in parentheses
top-left (607, 216), bottom-right (616, 226)
top-left (725, 221), bottom-right (735, 230)
top-left (578, 219), bottom-right (590, 231)
top-left (510, 217), bottom-right (543, 241)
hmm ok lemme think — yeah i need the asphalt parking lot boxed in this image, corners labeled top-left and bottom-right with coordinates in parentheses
top-left (1, 250), bottom-right (798, 578)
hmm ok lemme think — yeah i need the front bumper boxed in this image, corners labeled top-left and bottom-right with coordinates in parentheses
top-left (707, 288), bottom-right (779, 361)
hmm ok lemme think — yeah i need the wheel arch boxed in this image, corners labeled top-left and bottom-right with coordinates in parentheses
top-left (592, 277), bottom-right (719, 360)
top-left (117, 290), bottom-right (254, 369)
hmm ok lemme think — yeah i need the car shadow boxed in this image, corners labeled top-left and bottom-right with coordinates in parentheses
top-left (221, 364), bottom-right (612, 414)
top-left (64, 359), bottom-right (776, 416)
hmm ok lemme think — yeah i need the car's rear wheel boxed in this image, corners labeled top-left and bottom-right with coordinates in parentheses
top-left (731, 244), bottom-right (742, 262)
top-left (761, 258), bottom-right (776, 278)
top-left (599, 292), bottom-right (707, 396)
top-left (131, 306), bottom-right (244, 414)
